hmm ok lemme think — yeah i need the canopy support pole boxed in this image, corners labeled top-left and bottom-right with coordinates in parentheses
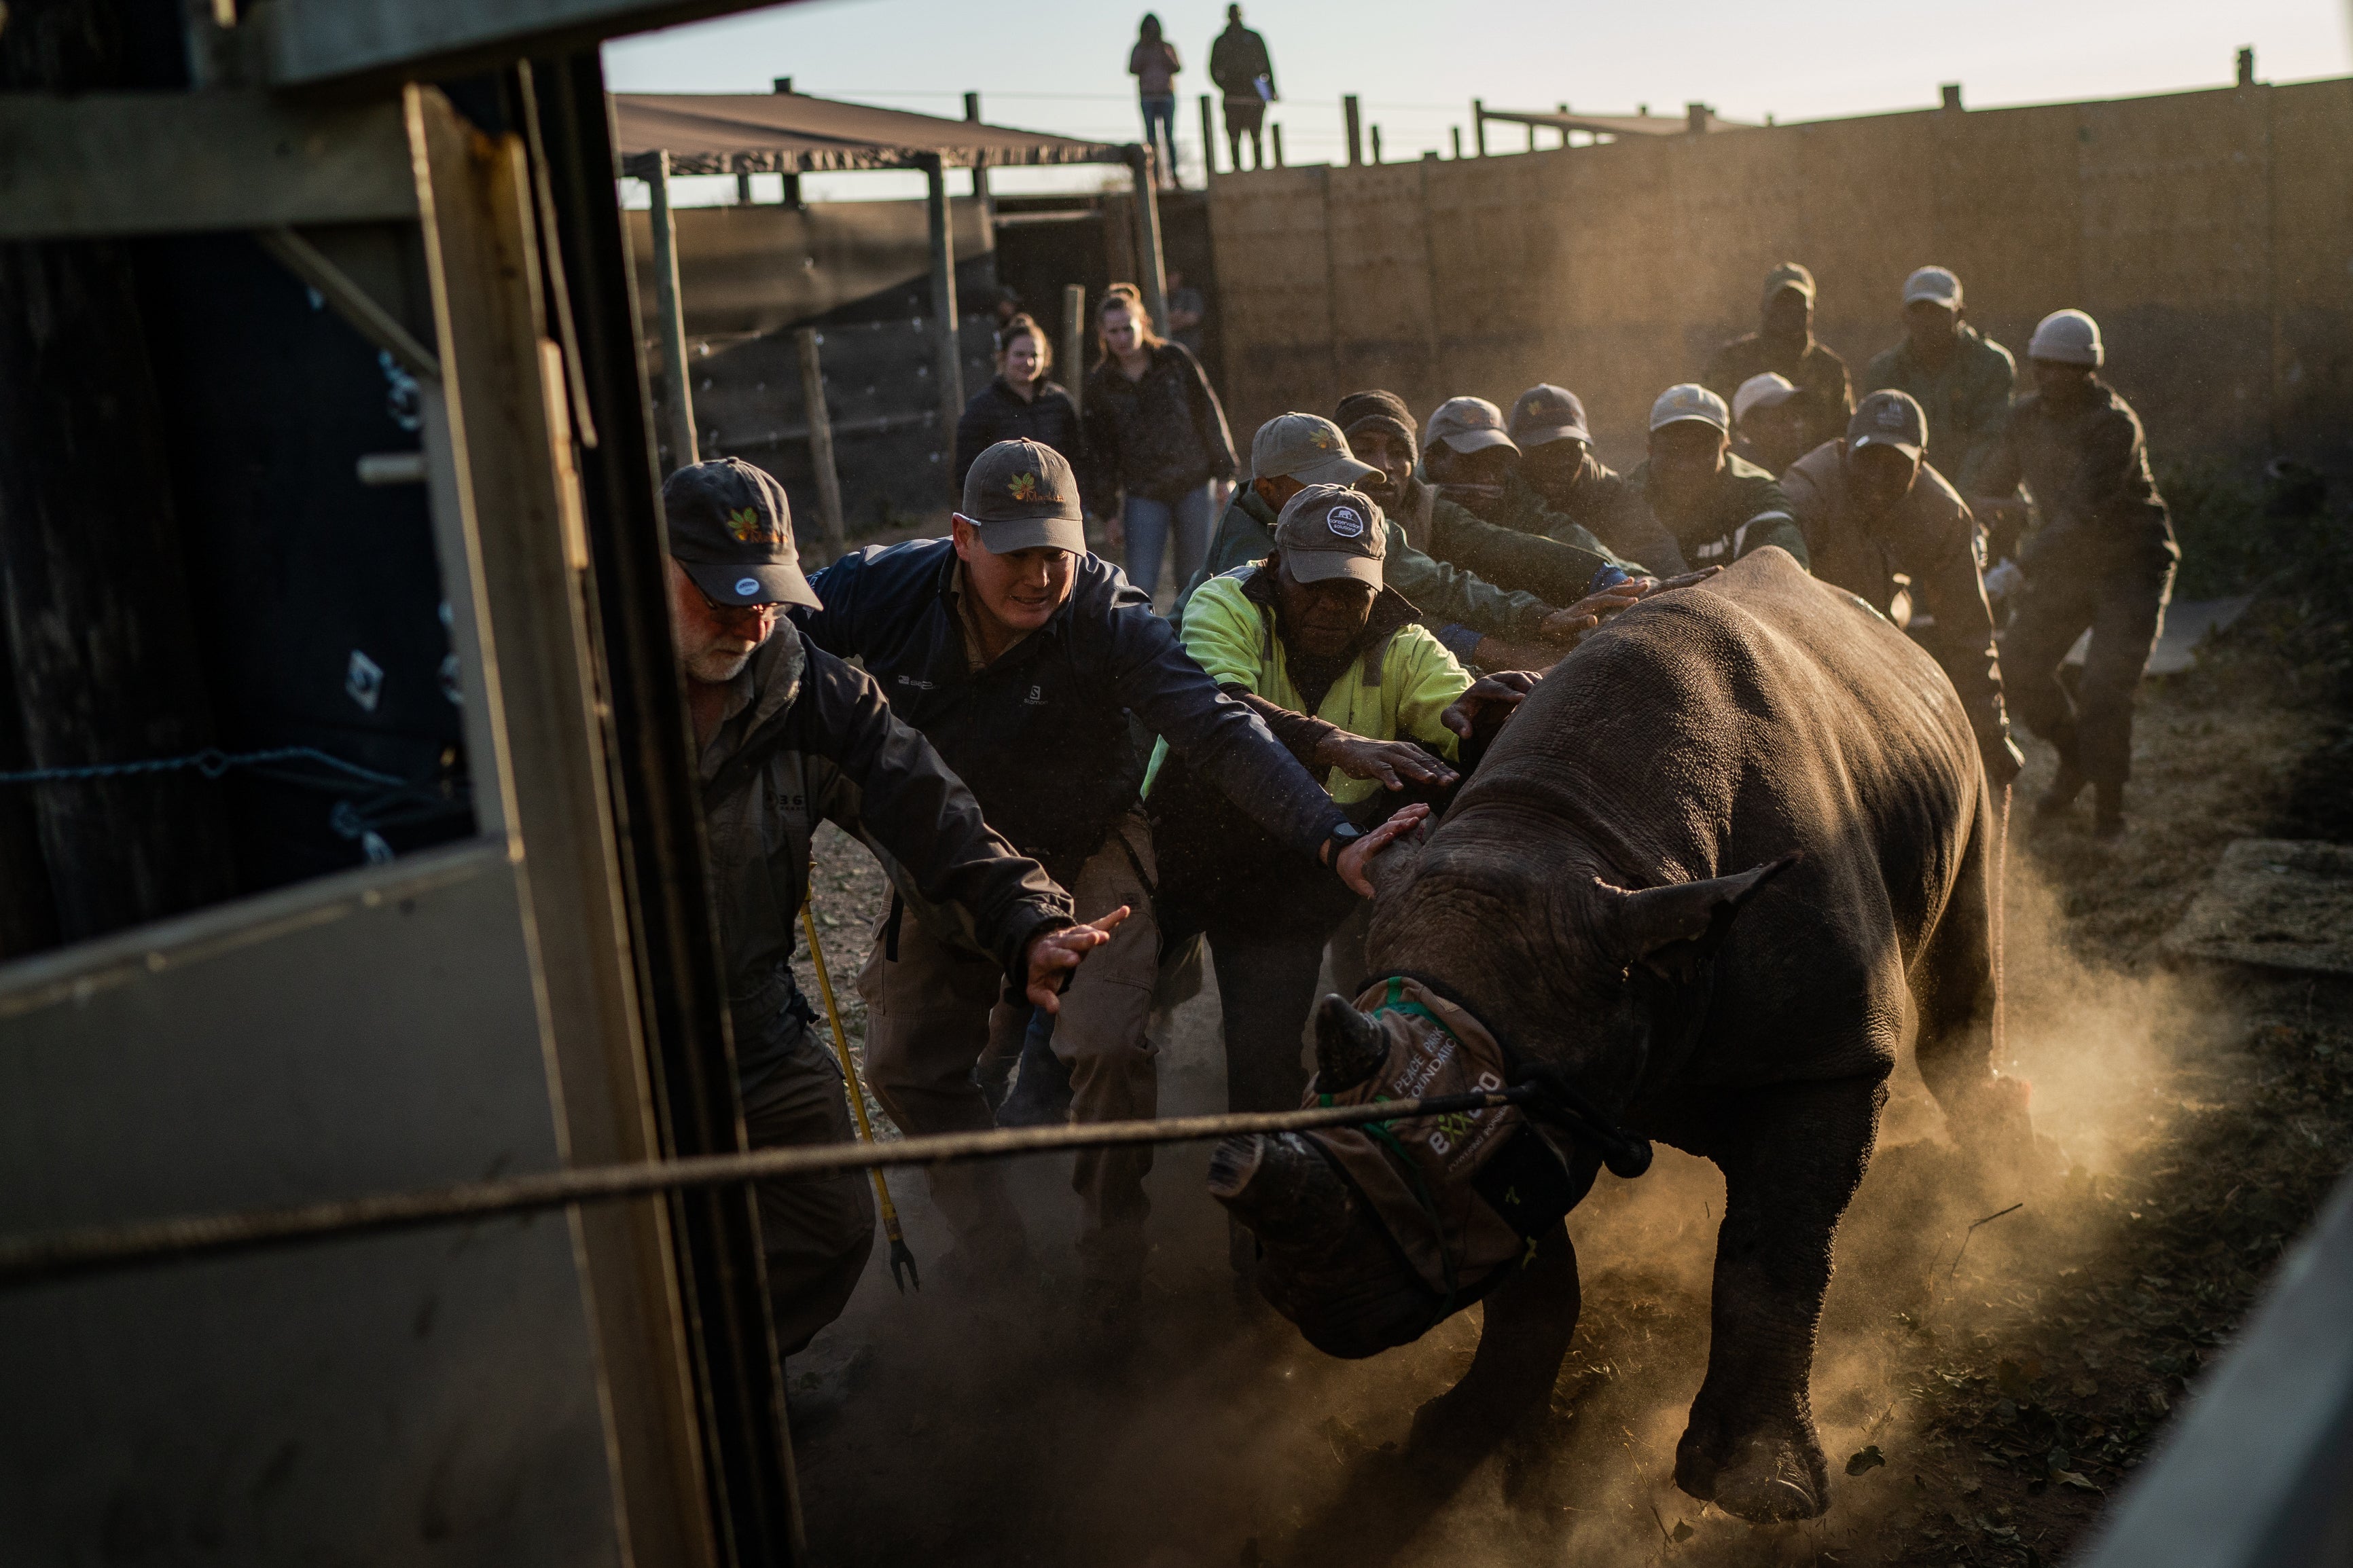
top-left (1124, 145), bottom-right (1168, 339)
top-left (920, 153), bottom-right (963, 462)
top-left (643, 150), bottom-right (697, 471)
top-left (795, 327), bottom-right (846, 560)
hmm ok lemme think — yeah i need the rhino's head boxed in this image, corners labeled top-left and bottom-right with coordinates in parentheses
top-left (1213, 839), bottom-right (1790, 1356)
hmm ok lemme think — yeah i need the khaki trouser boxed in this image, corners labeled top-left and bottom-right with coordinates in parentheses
top-left (742, 1031), bottom-right (875, 1357)
top-left (860, 813), bottom-right (1162, 1284)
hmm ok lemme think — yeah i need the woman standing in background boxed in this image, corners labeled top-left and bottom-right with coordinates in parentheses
top-left (1081, 285), bottom-right (1235, 610)
top-left (954, 314), bottom-right (1083, 500)
top-left (1128, 14), bottom-right (1182, 187)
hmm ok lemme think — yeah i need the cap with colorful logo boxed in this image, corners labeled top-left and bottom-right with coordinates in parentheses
top-left (1848, 389), bottom-right (1927, 459)
top-left (1274, 484), bottom-right (1387, 588)
top-left (1731, 372), bottom-right (1801, 426)
top-left (663, 456), bottom-right (821, 608)
top-left (959, 439), bottom-right (1088, 553)
top-left (1423, 396), bottom-right (1519, 456)
top-left (1649, 382), bottom-right (1731, 435)
top-left (1902, 265), bottom-right (1963, 310)
top-left (1251, 412), bottom-right (1378, 486)
top-left (1507, 384), bottom-right (1591, 448)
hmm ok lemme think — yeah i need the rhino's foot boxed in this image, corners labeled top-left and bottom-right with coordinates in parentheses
top-left (1405, 1375), bottom-right (1538, 1459)
top-left (1674, 1408), bottom-right (1828, 1523)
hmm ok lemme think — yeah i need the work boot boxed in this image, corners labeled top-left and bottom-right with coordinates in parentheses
top-left (2035, 761), bottom-right (2087, 820)
top-left (2091, 783), bottom-right (2125, 840)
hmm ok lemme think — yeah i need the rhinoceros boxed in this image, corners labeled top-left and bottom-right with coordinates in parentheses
top-left (1210, 547), bottom-right (2035, 1522)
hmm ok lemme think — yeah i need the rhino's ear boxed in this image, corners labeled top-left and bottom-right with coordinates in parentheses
top-left (1596, 854), bottom-right (1797, 983)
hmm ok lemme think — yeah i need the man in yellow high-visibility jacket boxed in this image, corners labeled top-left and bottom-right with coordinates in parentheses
top-left (1147, 483), bottom-right (1557, 1120)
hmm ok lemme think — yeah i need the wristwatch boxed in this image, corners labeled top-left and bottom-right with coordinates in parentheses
top-left (1322, 822), bottom-right (1365, 865)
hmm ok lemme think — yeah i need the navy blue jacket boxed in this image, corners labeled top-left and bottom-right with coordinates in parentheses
top-left (797, 539), bottom-right (1347, 872)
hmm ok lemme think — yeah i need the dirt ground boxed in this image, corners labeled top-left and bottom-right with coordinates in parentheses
top-left (780, 611), bottom-right (2353, 1568)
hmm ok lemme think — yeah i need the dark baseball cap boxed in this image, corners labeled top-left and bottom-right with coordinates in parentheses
top-left (958, 439), bottom-right (1087, 553)
top-left (1274, 484), bottom-right (1386, 588)
top-left (1424, 396), bottom-right (1518, 457)
top-left (1848, 389), bottom-right (1926, 460)
top-left (1509, 384), bottom-right (1590, 448)
top-left (663, 457), bottom-right (821, 609)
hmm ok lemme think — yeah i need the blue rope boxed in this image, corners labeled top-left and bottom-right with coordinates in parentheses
top-left (0, 746), bottom-right (409, 790)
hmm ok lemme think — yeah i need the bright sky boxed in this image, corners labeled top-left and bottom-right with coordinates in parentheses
top-left (606, 0), bottom-right (2349, 204)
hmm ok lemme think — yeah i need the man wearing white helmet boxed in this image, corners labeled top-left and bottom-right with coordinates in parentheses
top-left (1974, 309), bottom-right (2178, 838)
top-left (1730, 372), bottom-right (1812, 477)
top-left (1862, 266), bottom-right (2019, 496)
top-left (1626, 383), bottom-right (1808, 568)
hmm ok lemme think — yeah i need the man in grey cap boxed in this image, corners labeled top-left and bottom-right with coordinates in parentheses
top-left (1706, 261), bottom-right (1854, 455)
top-left (1181, 410), bottom-right (1606, 670)
top-left (1862, 266), bottom-right (2018, 498)
top-left (1628, 384), bottom-right (1808, 568)
top-left (664, 455), bottom-right (1119, 1362)
top-left (1151, 483), bottom-right (1543, 1139)
top-left (1972, 310), bottom-right (2177, 837)
top-left (1782, 391), bottom-right (2023, 788)
top-left (1337, 390), bottom-right (1638, 602)
top-left (795, 439), bottom-right (1414, 1326)
top-left (1505, 383), bottom-right (1689, 572)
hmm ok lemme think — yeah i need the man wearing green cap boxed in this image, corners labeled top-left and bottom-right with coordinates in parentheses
top-left (1706, 261), bottom-right (1854, 456)
top-left (662, 456), bottom-right (1119, 1359)
top-left (795, 439), bottom-right (1416, 1326)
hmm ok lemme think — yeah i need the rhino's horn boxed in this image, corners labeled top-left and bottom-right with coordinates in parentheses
top-left (1208, 1132), bottom-right (1350, 1251)
top-left (1313, 993), bottom-right (1390, 1091)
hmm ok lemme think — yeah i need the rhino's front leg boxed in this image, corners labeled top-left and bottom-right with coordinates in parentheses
top-left (1673, 1076), bottom-right (1885, 1523)
top-left (1407, 1220), bottom-right (1579, 1454)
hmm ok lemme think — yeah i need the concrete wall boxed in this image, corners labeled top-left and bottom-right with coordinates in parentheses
top-left (1207, 79), bottom-right (2353, 471)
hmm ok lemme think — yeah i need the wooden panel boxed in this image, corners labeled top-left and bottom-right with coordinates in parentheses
top-left (1215, 79), bottom-right (2353, 470)
top-left (0, 92), bottom-right (416, 240)
top-left (2266, 80), bottom-right (2353, 450)
top-left (1206, 167), bottom-right (1335, 437)
top-left (2077, 86), bottom-right (2274, 454)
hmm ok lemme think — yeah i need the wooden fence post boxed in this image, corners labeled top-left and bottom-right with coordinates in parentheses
top-left (643, 149), bottom-right (698, 470)
top-left (1124, 145), bottom-right (1169, 334)
top-left (1199, 94), bottom-right (1217, 179)
top-left (795, 327), bottom-right (846, 560)
top-left (1344, 95), bottom-right (1362, 166)
top-left (920, 153), bottom-right (963, 463)
top-left (1061, 284), bottom-right (1088, 420)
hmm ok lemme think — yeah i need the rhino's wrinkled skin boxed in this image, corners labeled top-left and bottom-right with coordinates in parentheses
top-left (1215, 548), bottom-right (2031, 1523)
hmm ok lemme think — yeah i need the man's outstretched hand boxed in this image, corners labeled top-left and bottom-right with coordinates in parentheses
top-left (1442, 670), bottom-right (1543, 740)
top-left (1318, 731), bottom-right (1459, 791)
top-left (1325, 801), bottom-right (1432, 898)
top-left (1024, 906), bottom-right (1132, 1012)
top-left (1537, 580), bottom-right (1652, 644)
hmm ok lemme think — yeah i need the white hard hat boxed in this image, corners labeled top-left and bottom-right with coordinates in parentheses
top-left (2028, 308), bottom-right (2103, 367)
top-left (1731, 372), bottom-right (1799, 426)
top-left (1902, 266), bottom-right (1962, 310)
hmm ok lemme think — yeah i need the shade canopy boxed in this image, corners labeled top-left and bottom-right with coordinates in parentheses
top-left (613, 91), bottom-right (1130, 175)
